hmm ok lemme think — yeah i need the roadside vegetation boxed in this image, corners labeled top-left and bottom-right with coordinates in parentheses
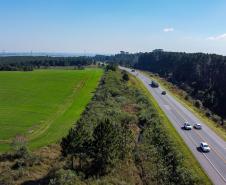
top-left (0, 68), bottom-right (103, 151)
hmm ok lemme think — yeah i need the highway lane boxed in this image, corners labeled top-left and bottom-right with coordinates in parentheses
top-left (120, 66), bottom-right (226, 185)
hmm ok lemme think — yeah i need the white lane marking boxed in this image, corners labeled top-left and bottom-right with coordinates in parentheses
top-left (163, 93), bottom-right (226, 163)
top-left (163, 104), bottom-right (171, 110)
top-left (203, 153), bottom-right (226, 183)
top-left (167, 102), bottom-right (226, 184)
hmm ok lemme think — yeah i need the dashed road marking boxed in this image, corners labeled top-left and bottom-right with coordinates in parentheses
top-left (163, 104), bottom-right (171, 110)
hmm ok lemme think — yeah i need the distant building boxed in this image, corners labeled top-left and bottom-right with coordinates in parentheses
top-left (120, 51), bottom-right (129, 55)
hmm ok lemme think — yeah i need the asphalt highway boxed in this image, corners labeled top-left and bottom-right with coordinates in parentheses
top-left (120, 66), bottom-right (226, 185)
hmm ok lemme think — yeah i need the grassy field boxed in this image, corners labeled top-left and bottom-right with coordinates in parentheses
top-left (0, 68), bottom-right (103, 151)
top-left (128, 73), bottom-right (212, 185)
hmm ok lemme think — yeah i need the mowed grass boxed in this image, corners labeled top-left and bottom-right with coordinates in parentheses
top-left (0, 68), bottom-right (103, 151)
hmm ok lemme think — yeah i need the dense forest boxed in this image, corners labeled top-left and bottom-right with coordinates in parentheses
top-left (134, 51), bottom-right (226, 121)
top-left (94, 51), bottom-right (140, 67)
top-left (0, 56), bottom-right (94, 71)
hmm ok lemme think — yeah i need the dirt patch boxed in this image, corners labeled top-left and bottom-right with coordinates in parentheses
top-left (123, 104), bottom-right (140, 114)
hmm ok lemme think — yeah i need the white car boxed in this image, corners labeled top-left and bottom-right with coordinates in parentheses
top-left (200, 142), bottom-right (210, 152)
top-left (194, 123), bottom-right (202, 129)
top-left (184, 122), bottom-right (192, 130)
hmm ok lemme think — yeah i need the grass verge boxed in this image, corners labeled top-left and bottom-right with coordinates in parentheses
top-left (128, 73), bottom-right (212, 185)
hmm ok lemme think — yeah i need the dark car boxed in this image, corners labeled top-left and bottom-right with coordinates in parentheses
top-left (151, 81), bottom-right (159, 88)
top-left (161, 91), bottom-right (166, 95)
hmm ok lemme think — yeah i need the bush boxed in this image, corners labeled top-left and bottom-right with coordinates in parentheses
top-left (48, 169), bottom-right (81, 185)
top-left (211, 114), bottom-right (221, 124)
top-left (184, 95), bottom-right (191, 101)
top-left (122, 72), bottom-right (129, 81)
top-left (194, 100), bottom-right (203, 109)
top-left (205, 110), bottom-right (212, 118)
top-left (14, 146), bottom-right (30, 159)
top-left (105, 64), bottom-right (117, 71)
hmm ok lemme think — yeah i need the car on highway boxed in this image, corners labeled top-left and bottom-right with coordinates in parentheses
top-left (200, 142), bottom-right (210, 152)
top-left (131, 69), bottom-right (135, 72)
top-left (184, 122), bottom-right (192, 130)
top-left (151, 81), bottom-right (159, 88)
top-left (161, 91), bottom-right (166, 95)
top-left (194, 123), bottom-right (202, 129)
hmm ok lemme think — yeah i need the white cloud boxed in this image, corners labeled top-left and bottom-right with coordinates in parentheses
top-left (207, 33), bottom-right (226, 40)
top-left (163, 27), bottom-right (174, 32)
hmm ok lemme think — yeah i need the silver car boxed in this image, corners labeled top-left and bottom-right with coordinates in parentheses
top-left (194, 123), bottom-right (202, 129)
top-left (184, 122), bottom-right (192, 130)
top-left (200, 142), bottom-right (210, 152)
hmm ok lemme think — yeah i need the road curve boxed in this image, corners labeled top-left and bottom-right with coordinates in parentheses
top-left (120, 66), bottom-right (226, 185)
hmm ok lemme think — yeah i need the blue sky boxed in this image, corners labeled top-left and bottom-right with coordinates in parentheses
top-left (0, 0), bottom-right (226, 54)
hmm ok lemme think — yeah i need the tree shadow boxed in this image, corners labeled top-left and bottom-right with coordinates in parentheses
top-left (22, 175), bottom-right (50, 185)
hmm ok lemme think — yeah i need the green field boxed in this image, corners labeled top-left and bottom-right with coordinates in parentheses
top-left (0, 68), bottom-right (103, 151)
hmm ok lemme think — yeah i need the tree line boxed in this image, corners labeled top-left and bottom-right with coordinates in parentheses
top-left (0, 56), bottom-right (94, 71)
top-left (135, 51), bottom-right (226, 122)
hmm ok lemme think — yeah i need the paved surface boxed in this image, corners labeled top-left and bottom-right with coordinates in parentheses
top-left (120, 66), bottom-right (226, 185)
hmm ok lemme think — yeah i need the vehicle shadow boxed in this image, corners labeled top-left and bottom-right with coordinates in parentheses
top-left (196, 146), bottom-right (209, 153)
top-left (181, 126), bottom-right (193, 131)
top-left (196, 146), bottom-right (203, 153)
top-left (181, 126), bottom-right (185, 130)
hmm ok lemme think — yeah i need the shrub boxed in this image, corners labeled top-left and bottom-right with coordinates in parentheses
top-left (212, 114), bottom-right (221, 123)
top-left (194, 100), bottom-right (203, 109)
top-left (14, 146), bottom-right (30, 159)
top-left (122, 72), bottom-right (129, 81)
top-left (205, 110), bottom-right (212, 118)
top-left (48, 169), bottom-right (81, 185)
top-left (184, 95), bottom-right (191, 101)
